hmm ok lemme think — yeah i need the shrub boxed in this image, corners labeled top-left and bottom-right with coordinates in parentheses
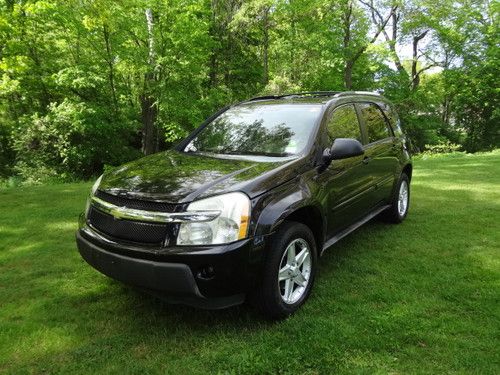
top-left (422, 140), bottom-right (462, 155)
top-left (12, 100), bottom-right (140, 183)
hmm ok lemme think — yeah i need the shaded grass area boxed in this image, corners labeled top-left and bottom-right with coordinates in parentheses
top-left (1, 151), bottom-right (499, 374)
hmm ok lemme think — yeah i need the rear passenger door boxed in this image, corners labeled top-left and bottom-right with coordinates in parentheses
top-left (356, 102), bottom-right (400, 205)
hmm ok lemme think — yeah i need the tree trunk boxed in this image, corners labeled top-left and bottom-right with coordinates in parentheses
top-left (140, 87), bottom-right (158, 155)
top-left (342, 2), bottom-right (397, 89)
top-left (343, 61), bottom-right (353, 89)
top-left (208, 0), bottom-right (219, 87)
top-left (103, 24), bottom-right (118, 113)
top-left (209, 53), bottom-right (218, 87)
top-left (342, 2), bottom-right (353, 89)
top-left (141, 8), bottom-right (158, 155)
top-left (411, 30), bottom-right (429, 90)
top-left (364, 2), bottom-right (406, 75)
top-left (441, 96), bottom-right (450, 125)
top-left (262, 6), bottom-right (270, 84)
top-left (389, 13), bottom-right (405, 74)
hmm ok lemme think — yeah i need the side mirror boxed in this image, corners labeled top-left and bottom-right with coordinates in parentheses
top-left (327, 138), bottom-right (364, 161)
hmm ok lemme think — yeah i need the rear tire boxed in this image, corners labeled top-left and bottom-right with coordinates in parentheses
top-left (383, 173), bottom-right (410, 223)
top-left (253, 221), bottom-right (317, 320)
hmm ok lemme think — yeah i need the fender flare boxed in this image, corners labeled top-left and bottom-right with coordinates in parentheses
top-left (252, 181), bottom-right (325, 242)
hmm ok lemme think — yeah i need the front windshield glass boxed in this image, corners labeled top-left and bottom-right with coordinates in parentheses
top-left (184, 104), bottom-right (322, 157)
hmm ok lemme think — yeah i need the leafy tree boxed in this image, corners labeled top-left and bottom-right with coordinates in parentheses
top-left (0, 0), bottom-right (497, 182)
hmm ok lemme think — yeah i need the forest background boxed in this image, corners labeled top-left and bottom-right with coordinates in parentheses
top-left (0, 0), bottom-right (498, 184)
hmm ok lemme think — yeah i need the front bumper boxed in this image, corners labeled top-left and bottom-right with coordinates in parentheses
top-left (76, 220), bottom-right (268, 309)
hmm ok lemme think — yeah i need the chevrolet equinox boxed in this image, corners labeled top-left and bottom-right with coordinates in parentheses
top-left (76, 91), bottom-right (412, 319)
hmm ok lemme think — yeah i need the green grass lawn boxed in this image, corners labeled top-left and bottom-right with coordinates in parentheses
top-left (1, 151), bottom-right (499, 374)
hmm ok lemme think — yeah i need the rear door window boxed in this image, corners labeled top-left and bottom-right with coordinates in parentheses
top-left (358, 103), bottom-right (392, 143)
top-left (378, 102), bottom-right (402, 136)
top-left (326, 104), bottom-right (362, 143)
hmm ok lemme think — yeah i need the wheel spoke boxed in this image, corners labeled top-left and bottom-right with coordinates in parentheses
top-left (286, 243), bottom-right (296, 264)
top-left (284, 279), bottom-right (294, 302)
top-left (295, 248), bottom-right (309, 267)
top-left (294, 272), bottom-right (307, 287)
top-left (278, 265), bottom-right (290, 281)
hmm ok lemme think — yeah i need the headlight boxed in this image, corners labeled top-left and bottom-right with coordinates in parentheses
top-left (86, 174), bottom-right (103, 217)
top-left (91, 174), bottom-right (103, 196)
top-left (177, 192), bottom-right (250, 245)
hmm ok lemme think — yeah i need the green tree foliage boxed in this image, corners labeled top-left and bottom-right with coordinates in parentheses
top-left (0, 0), bottom-right (498, 181)
top-left (447, 0), bottom-right (500, 152)
top-left (13, 100), bottom-right (140, 182)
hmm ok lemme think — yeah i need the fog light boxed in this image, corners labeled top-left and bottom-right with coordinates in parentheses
top-left (197, 265), bottom-right (216, 280)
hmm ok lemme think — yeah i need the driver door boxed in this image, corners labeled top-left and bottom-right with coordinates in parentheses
top-left (322, 104), bottom-right (375, 237)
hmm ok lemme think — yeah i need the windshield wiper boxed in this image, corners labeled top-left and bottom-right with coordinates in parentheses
top-left (218, 150), bottom-right (294, 157)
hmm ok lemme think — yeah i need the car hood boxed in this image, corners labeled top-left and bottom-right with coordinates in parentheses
top-left (99, 150), bottom-right (305, 203)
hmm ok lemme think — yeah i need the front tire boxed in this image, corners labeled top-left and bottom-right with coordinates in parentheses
top-left (254, 221), bottom-right (317, 320)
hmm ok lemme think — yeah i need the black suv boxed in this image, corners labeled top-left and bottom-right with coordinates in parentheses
top-left (76, 91), bottom-right (412, 319)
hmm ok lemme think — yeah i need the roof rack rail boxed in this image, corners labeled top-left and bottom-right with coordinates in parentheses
top-left (333, 91), bottom-right (381, 97)
top-left (247, 95), bottom-right (285, 101)
top-left (245, 90), bottom-right (382, 103)
top-left (247, 91), bottom-right (340, 102)
top-left (285, 91), bottom-right (341, 97)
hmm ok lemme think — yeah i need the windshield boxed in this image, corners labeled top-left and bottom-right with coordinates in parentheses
top-left (184, 104), bottom-right (322, 157)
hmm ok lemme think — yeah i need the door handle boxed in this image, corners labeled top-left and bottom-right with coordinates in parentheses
top-left (362, 156), bottom-right (371, 165)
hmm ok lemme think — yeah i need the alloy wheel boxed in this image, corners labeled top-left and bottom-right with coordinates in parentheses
top-left (398, 180), bottom-right (409, 217)
top-left (278, 238), bottom-right (312, 304)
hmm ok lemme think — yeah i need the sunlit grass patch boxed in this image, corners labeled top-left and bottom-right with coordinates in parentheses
top-left (0, 152), bottom-right (499, 374)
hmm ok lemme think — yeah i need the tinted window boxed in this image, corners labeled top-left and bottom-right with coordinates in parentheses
top-left (326, 105), bottom-right (362, 143)
top-left (359, 103), bottom-right (391, 143)
top-left (184, 104), bottom-right (322, 157)
top-left (378, 102), bottom-right (401, 136)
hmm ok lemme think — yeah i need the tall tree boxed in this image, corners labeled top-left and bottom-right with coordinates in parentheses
top-left (340, 0), bottom-right (396, 88)
top-left (141, 8), bottom-right (158, 155)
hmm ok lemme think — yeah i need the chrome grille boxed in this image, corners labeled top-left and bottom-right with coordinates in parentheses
top-left (87, 206), bottom-right (169, 244)
top-left (87, 191), bottom-right (179, 244)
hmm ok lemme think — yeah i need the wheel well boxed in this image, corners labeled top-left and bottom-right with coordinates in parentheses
top-left (284, 206), bottom-right (324, 252)
top-left (402, 164), bottom-right (413, 181)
